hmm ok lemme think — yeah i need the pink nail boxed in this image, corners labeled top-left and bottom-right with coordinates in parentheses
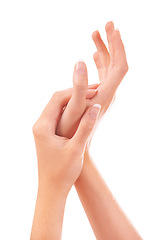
top-left (75, 61), bottom-right (86, 74)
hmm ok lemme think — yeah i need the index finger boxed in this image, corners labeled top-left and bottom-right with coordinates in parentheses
top-left (40, 89), bottom-right (73, 133)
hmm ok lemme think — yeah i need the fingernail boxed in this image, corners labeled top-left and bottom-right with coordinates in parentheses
top-left (75, 61), bottom-right (86, 74)
top-left (116, 28), bottom-right (121, 36)
top-left (87, 89), bottom-right (98, 92)
top-left (89, 104), bottom-right (101, 119)
top-left (116, 27), bottom-right (120, 32)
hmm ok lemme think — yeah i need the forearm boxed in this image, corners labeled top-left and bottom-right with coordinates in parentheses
top-left (30, 184), bottom-right (68, 240)
top-left (74, 150), bottom-right (142, 240)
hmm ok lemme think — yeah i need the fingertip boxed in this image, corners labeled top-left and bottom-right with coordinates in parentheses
top-left (75, 61), bottom-right (87, 75)
top-left (115, 28), bottom-right (122, 39)
top-left (72, 62), bottom-right (88, 101)
top-left (89, 104), bottom-right (101, 119)
top-left (92, 30), bottom-right (100, 41)
top-left (105, 21), bottom-right (115, 32)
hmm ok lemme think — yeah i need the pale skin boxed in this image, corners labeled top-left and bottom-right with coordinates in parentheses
top-left (30, 89), bottom-right (101, 240)
top-left (56, 21), bottom-right (128, 139)
top-left (30, 21), bottom-right (142, 240)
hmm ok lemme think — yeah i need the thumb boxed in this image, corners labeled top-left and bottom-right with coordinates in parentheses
top-left (71, 104), bottom-right (101, 151)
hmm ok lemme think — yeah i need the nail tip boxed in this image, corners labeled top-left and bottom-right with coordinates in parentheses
top-left (75, 61), bottom-right (86, 74)
top-left (93, 104), bottom-right (101, 109)
top-left (89, 104), bottom-right (101, 119)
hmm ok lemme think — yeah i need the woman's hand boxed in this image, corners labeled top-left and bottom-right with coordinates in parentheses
top-left (32, 88), bottom-right (101, 194)
top-left (56, 21), bottom-right (128, 141)
top-left (31, 88), bottom-right (101, 240)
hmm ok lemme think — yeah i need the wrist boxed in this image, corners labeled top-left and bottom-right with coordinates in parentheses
top-left (75, 149), bottom-right (92, 186)
top-left (31, 182), bottom-right (68, 240)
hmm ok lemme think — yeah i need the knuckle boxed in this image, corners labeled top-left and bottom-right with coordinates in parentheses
top-left (32, 122), bottom-right (40, 136)
top-left (74, 77), bottom-right (87, 92)
top-left (32, 120), bottom-right (48, 138)
top-left (75, 81), bottom-right (87, 92)
top-left (52, 91), bottom-right (62, 102)
top-left (66, 142), bottom-right (82, 157)
top-left (121, 61), bottom-right (129, 73)
top-left (114, 61), bottom-right (129, 75)
top-left (125, 62), bottom-right (129, 72)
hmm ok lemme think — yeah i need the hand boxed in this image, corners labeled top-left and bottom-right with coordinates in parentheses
top-left (32, 88), bottom-right (101, 194)
top-left (56, 21), bottom-right (128, 141)
top-left (92, 21), bottom-right (128, 90)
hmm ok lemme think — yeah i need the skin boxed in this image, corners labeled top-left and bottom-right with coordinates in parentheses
top-left (56, 21), bottom-right (128, 138)
top-left (30, 89), bottom-right (101, 240)
top-left (30, 21), bottom-right (142, 240)
top-left (56, 21), bottom-right (142, 239)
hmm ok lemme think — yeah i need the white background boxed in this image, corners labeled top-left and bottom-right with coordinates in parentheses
top-left (0, 0), bottom-right (160, 239)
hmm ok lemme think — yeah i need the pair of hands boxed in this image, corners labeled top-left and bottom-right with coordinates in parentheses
top-left (32, 21), bottom-right (128, 196)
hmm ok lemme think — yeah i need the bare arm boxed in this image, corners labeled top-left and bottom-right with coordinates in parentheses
top-left (75, 149), bottom-right (142, 240)
top-left (30, 89), bottom-right (100, 240)
top-left (30, 184), bottom-right (67, 240)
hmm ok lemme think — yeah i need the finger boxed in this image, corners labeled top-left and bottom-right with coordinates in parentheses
top-left (72, 61), bottom-right (88, 105)
top-left (56, 61), bottom-right (88, 138)
top-left (93, 51), bottom-right (103, 69)
top-left (65, 83), bottom-right (99, 92)
top-left (86, 89), bottom-right (98, 99)
top-left (105, 22), bottom-right (127, 68)
top-left (71, 104), bottom-right (101, 152)
top-left (92, 31), bottom-right (110, 68)
top-left (93, 51), bottom-right (107, 82)
top-left (105, 21), bottom-right (115, 42)
top-left (92, 30), bottom-right (109, 54)
top-left (87, 23), bottom-right (128, 116)
top-left (112, 29), bottom-right (128, 69)
top-left (105, 21), bottom-right (115, 62)
top-left (105, 27), bottom-right (128, 84)
top-left (56, 82), bottom-right (99, 138)
top-left (41, 89), bottom-right (73, 132)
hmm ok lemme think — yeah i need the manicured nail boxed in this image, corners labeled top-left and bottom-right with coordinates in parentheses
top-left (116, 27), bottom-right (119, 31)
top-left (87, 89), bottom-right (98, 92)
top-left (75, 61), bottom-right (86, 74)
top-left (89, 104), bottom-right (101, 119)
